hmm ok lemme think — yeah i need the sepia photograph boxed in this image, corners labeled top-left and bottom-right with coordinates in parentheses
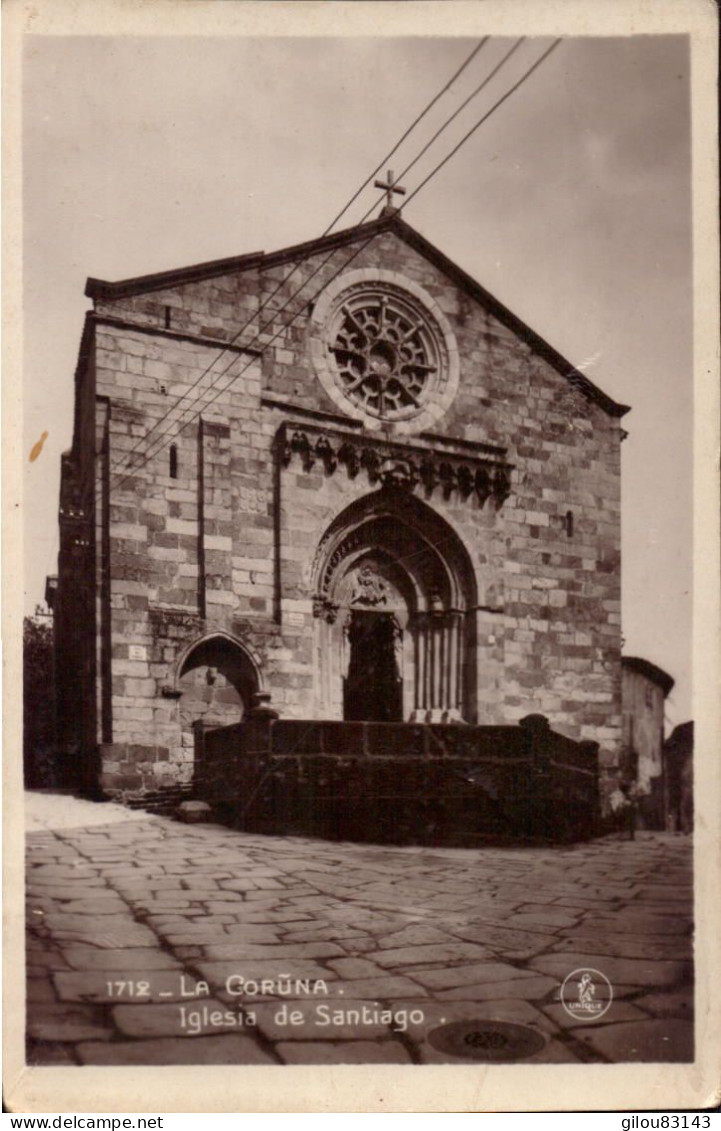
top-left (5, 0), bottom-right (720, 1115)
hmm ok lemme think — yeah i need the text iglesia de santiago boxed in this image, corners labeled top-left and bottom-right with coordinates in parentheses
top-left (48, 197), bottom-right (630, 844)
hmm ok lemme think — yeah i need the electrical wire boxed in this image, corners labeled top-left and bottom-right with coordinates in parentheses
top-left (404, 38), bottom-right (562, 209)
top-left (391, 37), bottom-right (526, 193)
top-left (112, 37), bottom-right (562, 488)
top-left (110, 39), bottom-right (531, 482)
top-left (109, 39), bottom-right (489, 479)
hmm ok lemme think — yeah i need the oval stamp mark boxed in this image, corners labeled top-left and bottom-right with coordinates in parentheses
top-left (560, 968), bottom-right (613, 1021)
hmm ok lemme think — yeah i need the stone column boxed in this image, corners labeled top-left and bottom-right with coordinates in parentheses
top-left (411, 615), bottom-right (427, 721)
top-left (447, 611), bottom-right (461, 718)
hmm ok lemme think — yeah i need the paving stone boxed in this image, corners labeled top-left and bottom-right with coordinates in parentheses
top-left (26, 1003), bottom-right (114, 1043)
top-left (327, 957), bottom-right (388, 979)
top-left (436, 975), bottom-right (558, 1002)
top-left (335, 976), bottom-right (429, 999)
top-left (113, 879), bottom-right (184, 892)
top-left (506, 910), bottom-right (581, 930)
top-left (44, 911), bottom-right (148, 931)
top-left (633, 890), bottom-right (693, 904)
top-left (541, 999), bottom-right (650, 1028)
top-left (578, 915), bottom-right (691, 937)
top-left (375, 925), bottom-right (459, 950)
top-left (27, 886), bottom-right (121, 901)
top-left (631, 989), bottom-right (694, 1018)
top-left (217, 879), bottom-right (262, 892)
top-left (229, 909), bottom-right (313, 923)
top-left (280, 897), bottom-right (338, 912)
top-left (50, 898), bottom-right (130, 915)
top-left (370, 941), bottom-right (495, 968)
top-left (553, 898), bottom-right (623, 911)
top-left (445, 923), bottom-right (556, 959)
top-left (276, 1039), bottom-right (412, 1064)
top-left (160, 932), bottom-right (274, 947)
top-left (173, 888), bottom-right (225, 902)
top-left (569, 1019), bottom-right (694, 1062)
top-left (59, 947), bottom-right (182, 971)
top-left (201, 900), bottom-right (252, 913)
top-left (407, 962), bottom-right (531, 990)
top-left (26, 1041), bottom-right (78, 1066)
top-left (29, 865), bottom-right (101, 879)
top-left (550, 935), bottom-right (692, 962)
top-left (573, 884), bottom-right (641, 901)
top-left (201, 941), bottom-right (345, 960)
top-left (283, 927), bottom-right (368, 943)
top-left (26, 976), bottom-right (59, 1003)
top-left (27, 952), bottom-right (73, 972)
top-left (341, 936), bottom-right (378, 954)
top-left (76, 1035), bottom-right (276, 1065)
top-left (221, 925), bottom-right (284, 943)
top-left (149, 914), bottom-right (236, 928)
top-left (48, 924), bottom-right (160, 948)
top-left (528, 953), bottom-right (691, 988)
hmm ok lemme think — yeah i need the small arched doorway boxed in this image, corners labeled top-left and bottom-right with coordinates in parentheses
top-left (177, 635), bottom-right (259, 762)
top-left (312, 489), bottom-right (478, 723)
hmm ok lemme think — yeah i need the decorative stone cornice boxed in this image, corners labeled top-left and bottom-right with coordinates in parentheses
top-left (279, 422), bottom-right (513, 508)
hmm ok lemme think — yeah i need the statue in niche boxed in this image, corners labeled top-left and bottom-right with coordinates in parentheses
top-left (350, 561), bottom-right (389, 607)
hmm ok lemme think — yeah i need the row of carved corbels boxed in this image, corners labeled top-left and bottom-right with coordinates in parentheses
top-left (281, 427), bottom-right (512, 507)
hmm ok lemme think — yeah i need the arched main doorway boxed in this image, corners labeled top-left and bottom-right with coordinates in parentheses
top-left (312, 489), bottom-right (477, 723)
top-left (176, 635), bottom-right (259, 761)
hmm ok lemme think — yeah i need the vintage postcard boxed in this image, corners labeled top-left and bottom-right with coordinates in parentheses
top-left (4, 0), bottom-right (720, 1114)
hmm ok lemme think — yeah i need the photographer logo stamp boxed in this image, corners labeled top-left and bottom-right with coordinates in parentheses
top-left (560, 968), bottom-right (613, 1021)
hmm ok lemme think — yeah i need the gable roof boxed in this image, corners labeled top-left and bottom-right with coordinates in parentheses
top-left (85, 212), bottom-right (630, 419)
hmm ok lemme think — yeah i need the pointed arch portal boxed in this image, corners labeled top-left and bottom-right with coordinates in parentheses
top-left (312, 489), bottom-right (477, 723)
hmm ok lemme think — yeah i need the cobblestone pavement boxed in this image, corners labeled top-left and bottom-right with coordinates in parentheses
top-left (25, 793), bottom-right (693, 1067)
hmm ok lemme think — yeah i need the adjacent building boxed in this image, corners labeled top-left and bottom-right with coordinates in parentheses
top-left (621, 655), bottom-right (674, 827)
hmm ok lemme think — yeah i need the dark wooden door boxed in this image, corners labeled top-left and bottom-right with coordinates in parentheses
top-left (343, 611), bottom-right (402, 722)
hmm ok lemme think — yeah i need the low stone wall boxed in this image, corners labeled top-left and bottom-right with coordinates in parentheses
top-left (195, 706), bottom-right (600, 846)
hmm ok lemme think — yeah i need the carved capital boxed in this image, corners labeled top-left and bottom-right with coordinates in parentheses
top-left (312, 595), bottom-right (339, 623)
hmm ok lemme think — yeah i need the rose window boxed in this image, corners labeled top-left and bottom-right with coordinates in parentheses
top-left (328, 291), bottom-right (440, 420)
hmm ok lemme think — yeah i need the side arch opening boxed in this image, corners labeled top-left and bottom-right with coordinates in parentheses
top-left (176, 634), bottom-right (260, 763)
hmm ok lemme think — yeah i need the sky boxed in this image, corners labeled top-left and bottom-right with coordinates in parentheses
top-left (22, 31), bottom-right (693, 728)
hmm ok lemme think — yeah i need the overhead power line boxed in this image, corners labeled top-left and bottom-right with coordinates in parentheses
top-left (112, 37), bottom-right (562, 489)
top-left (323, 38), bottom-right (490, 236)
top-left (404, 38), bottom-right (562, 207)
top-left (391, 37), bottom-right (526, 192)
top-left (109, 39), bottom-right (489, 479)
top-left (110, 38), bottom-right (526, 482)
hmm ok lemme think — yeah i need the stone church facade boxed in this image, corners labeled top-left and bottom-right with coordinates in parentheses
top-left (51, 212), bottom-right (628, 809)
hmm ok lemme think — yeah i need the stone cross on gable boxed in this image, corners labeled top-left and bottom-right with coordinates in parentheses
top-left (374, 169), bottom-right (406, 216)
